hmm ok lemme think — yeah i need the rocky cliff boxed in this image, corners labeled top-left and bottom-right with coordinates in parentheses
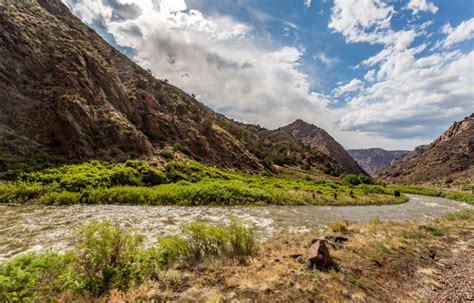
top-left (280, 120), bottom-right (367, 175)
top-left (379, 114), bottom-right (474, 184)
top-left (348, 148), bottom-right (409, 176)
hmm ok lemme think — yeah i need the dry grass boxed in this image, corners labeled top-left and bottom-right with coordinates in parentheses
top-left (103, 210), bottom-right (474, 302)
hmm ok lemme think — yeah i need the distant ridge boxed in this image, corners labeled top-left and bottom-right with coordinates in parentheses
top-left (280, 120), bottom-right (367, 175)
top-left (348, 148), bottom-right (409, 176)
top-left (379, 114), bottom-right (474, 184)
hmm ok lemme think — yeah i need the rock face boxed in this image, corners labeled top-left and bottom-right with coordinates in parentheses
top-left (348, 148), bottom-right (410, 176)
top-left (0, 0), bottom-right (343, 173)
top-left (379, 114), bottom-right (474, 184)
top-left (280, 120), bottom-right (367, 175)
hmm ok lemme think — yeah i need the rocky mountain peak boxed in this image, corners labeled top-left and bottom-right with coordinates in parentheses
top-left (430, 114), bottom-right (473, 148)
top-left (280, 120), bottom-right (367, 175)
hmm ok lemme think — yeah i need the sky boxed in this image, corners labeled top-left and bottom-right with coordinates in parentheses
top-left (61, 0), bottom-right (474, 150)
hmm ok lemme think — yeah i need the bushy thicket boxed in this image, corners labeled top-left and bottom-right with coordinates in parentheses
top-left (0, 160), bottom-right (411, 206)
top-left (0, 219), bottom-right (257, 301)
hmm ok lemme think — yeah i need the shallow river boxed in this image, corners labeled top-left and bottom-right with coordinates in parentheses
top-left (0, 195), bottom-right (471, 259)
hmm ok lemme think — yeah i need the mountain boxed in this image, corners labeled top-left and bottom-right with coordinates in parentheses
top-left (348, 148), bottom-right (410, 176)
top-left (0, 0), bottom-right (343, 174)
top-left (379, 114), bottom-right (474, 184)
top-left (280, 120), bottom-right (367, 175)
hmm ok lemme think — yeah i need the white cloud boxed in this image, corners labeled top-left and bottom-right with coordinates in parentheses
top-left (315, 52), bottom-right (340, 66)
top-left (67, 0), bottom-right (333, 130)
top-left (63, 0), bottom-right (474, 150)
top-left (329, 0), bottom-right (474, 142)
top-left (332, 78), bottom-right (363, 96)
top-left (405, 0), bottom-right (438, 15)
top-left (440, 18), bottom-right (474, 48)
top-left (304, 0), bottom-right (312, 9)
top-left (328, 0), bottom-right (394, 44)
top-left (339, 50), bottom-right (474, 139)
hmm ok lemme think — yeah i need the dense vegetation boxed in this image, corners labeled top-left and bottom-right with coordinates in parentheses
top-left (0, 160), bottom-right (407, 206)
top-left (0, 219), bottom-right (256, 301)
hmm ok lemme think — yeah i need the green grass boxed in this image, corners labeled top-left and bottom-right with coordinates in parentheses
top-left (0, 219), bottom-right (257, 301)
top-left (390, 185), bottom-right (474, 204)
top-left (0, 160), bottom-right (408, 206)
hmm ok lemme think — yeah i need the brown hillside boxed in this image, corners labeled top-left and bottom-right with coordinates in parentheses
top-left (0, 0), bottom-right (342, 174)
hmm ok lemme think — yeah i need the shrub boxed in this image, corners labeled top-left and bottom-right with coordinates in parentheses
top-left (156, 236), bottom-right (191, 268)
top-left (394, 190), bottom-right (401, 197)
top-left (227, 217), bottom-right (256, 257)
top-left (181, 222), bottom-right (229, 259)
top-left (0, 251), bottom-right (74, 302)
top-left (173, 143), bottom-right (191, 155)
top-left (159, 149), bottom-right (174, 160)
top-left (328, 221), bottom-right (348, 233)
top-left (73, 220), bottom-right (144, 295)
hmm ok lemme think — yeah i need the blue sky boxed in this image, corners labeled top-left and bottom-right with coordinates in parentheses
top-left (62, 0), bottom-right (474, 150)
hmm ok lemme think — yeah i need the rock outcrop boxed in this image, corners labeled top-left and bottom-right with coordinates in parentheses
top-left (379, 114), bottom-right (474, 184)
top-left (348, 148), bottom-right (410, 176)
top-left (280, 120), bottom-right (367, 175)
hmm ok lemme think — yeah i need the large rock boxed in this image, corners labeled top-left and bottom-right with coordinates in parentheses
top-left (306, 240), bottom-right (337, 271)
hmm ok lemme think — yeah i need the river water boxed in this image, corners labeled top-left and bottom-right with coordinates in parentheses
top-left (0, 195), bottom-right (471, 259)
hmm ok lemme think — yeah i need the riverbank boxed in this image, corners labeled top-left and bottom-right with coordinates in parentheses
top-left (389, 185), bottom-right (474, 204)
top-left (1, 208), bottom-right (472, 302)
top-left (0, 160), bottom-right (407, 206)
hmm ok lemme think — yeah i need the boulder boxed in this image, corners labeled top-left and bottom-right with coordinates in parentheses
top-left (306, 239), bottom-right (337, 271)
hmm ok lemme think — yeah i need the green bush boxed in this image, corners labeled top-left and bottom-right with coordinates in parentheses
top-left (159, 149), bottom-right (174, 160)
top-left (73, 220), bottom-right (144, 295)
top-left (341, 174), bottom-right (375, 186)
top-left (0, 251), bottom-right (74, 302)
top-left (0, 219), bottom-right (257, 299)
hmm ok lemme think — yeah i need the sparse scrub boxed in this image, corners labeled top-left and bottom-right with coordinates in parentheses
top-left (328, 221), bottom-right (349, 233)
top-left (0, 219), bottom-right (257, 300)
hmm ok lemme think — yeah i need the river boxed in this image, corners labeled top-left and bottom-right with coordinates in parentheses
top-left (0, 195), bottom-right (471, 259)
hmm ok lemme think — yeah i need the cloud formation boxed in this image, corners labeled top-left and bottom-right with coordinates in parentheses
top-left (62, 0), bottom-right (474, 149)
top-left (440, 18), bottom-right (474, 48)
top-left (405, 0), bottom-right (438, 15)
top-left (63, 0), bottom-right (334, 130)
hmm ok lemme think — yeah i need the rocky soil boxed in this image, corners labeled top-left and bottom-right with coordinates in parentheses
top-left (427, 247), bottom-right (474, 302)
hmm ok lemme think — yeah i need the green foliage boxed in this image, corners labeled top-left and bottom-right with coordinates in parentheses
top-left (341, 174), bottom-right (376, 186)
top-left (180, 220), bottom-right (256, 261)
top-left (346, 274), bottom-right (372, 289)
top-left (0, 160), bottom-right (407, 206)
top-left (444, 208), bottom-right (474, 221)
top-left (0, 251), bottom-right (74, 302)
top-left (159, 149), bottom-right (174, 160)
top-left (0, 219), bottom-right (257, 299)
top-left (328, 221), bottom-right (348, 233)
top-left (390, 185), bottom-right (474, 204)
top-left (172, 143), bottom-right (191, 155)
top-left (15, 160), bottom-right (167, 192)
top-left (73, 220), bottom-right (144, 295)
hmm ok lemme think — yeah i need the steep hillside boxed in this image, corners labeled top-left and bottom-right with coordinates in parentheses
top-left (0, 0), bottom-right (341, 173)
top-left (348, 148), bottom-right (409, 176)
top-left (280, 120), bottom-right (367, 175)
top-left (380, 114), bottom-right (474, 184)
